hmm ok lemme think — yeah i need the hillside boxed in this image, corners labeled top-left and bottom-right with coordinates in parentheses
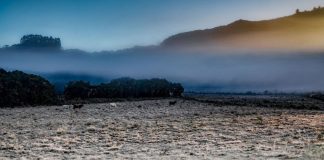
top-left (161, 7), bottom-right (324, 53)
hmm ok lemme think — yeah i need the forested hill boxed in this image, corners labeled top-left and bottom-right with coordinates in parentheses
top-left (1, 34), bottom-right (61, 51)
top-left (3, 7), bottom-right (324, 54)
top-left (0, 69), bottom-right (184, 107)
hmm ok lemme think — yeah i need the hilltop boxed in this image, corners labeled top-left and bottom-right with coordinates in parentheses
top-left (161, 7), bottom-right (324, 53)
top-left (3, 7), bottom-right (324, 54)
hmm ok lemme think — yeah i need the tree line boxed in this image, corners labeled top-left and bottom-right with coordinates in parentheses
top-left (64, 77), bottom-right (184, 100)
top-left (2, 34), bottom-right (61, 51)
top-left (0, 69), bottom-right (57, 107)
top-left (0, 69), bottom-right (184, 107)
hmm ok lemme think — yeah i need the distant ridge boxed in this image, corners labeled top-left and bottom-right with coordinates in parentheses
top-left (2, 7), bottom-right (324, 54)
top-left (161, 7), bottom-right (324, 53)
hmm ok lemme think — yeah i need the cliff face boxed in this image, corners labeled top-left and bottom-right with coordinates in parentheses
top-left (161, 7), bottom-right (324, 53)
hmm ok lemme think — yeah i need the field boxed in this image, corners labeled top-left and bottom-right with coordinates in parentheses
top-left (0, 95), bottom-right (323, 159)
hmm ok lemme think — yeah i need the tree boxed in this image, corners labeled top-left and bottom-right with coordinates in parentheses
top-left (64, 81), bottom-right (92, 100)
top-left (63, 78), bottom-right (184, 99)
top-left (170, 83), bottom-right (184, 97)
top-left (296, 9), bottom-right (300, 14)
top-left (11, 34), bottom-right (62, 50)
top-left (0, 69), bottom-right (57, 107)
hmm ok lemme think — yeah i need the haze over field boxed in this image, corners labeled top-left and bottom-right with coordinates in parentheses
top-left (1, 2), bottom-right (324, 159)
top-left (1, 1), bottom-right (324, 92)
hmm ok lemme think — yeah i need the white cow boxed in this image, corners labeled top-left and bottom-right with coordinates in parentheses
top-left (109, 103), bottom-right (118, 107)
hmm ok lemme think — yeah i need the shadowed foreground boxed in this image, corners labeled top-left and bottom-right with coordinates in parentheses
top-left (0, 98), bottom-right (323, 159)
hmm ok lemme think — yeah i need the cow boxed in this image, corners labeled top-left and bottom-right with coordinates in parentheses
top-left (110, 103), bottom-right (118, 107)
top-left (73, 104), bottom-right (84, 110)
top-left (169, 101), bottom-right (177, 105)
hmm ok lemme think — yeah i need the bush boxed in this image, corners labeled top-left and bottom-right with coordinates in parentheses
top-left (0, 69), bottom-right (57, 107)
top-left (64, 78), bottom-right (184, 99)
top-left (64, 81), bottom-right (93, 100)
top-left (308, 93), bottom-right (324, 101)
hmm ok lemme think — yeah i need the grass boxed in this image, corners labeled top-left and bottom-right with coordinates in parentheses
top-left (302, 144), bottom-right (324, 160)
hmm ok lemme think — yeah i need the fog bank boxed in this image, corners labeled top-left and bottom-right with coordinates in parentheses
top-left (0, 50), bottom-right (324, 92)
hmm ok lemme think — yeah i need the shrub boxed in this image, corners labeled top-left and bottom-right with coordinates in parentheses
top-left (64, 78), bottom-right (184, 99)
top-left (63, 81), bottom-right (92, 100)
top-left (0, 69), bottom-right (57, 107)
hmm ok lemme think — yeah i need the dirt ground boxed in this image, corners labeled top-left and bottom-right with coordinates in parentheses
top-left (0, 98), bottom-right (323, 159)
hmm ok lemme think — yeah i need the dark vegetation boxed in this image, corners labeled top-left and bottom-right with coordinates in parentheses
top-left (2, 34), bottom-right (61, 51)
top-left (184, 93), bottom-right (324, 110)
top-left (0, 69), bottom-right (184, 107)
top-left (64, 78), bottom-right (184, 100)
top-left (0, 69), bottom-right (57, 107)
top-left (43, 73), bottom-right (109, 94)
top-left (308, 93), bottom-right (324, 101)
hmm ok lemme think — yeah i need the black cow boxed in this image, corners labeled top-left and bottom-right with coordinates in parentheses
top-left (73, 104), bottom-right (84, 109)
top-left (169, 101), bottom-right (177, 105)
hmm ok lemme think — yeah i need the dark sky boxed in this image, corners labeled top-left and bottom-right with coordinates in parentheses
top-left (1, 0), bottom-right (324, 51)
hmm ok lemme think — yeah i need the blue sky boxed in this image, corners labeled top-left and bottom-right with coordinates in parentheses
top-left (1, 0), bottom-right (324, 51)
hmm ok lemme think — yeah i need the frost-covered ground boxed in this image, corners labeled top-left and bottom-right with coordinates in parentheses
top-left (0, 98), bottom-right (323, 159)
